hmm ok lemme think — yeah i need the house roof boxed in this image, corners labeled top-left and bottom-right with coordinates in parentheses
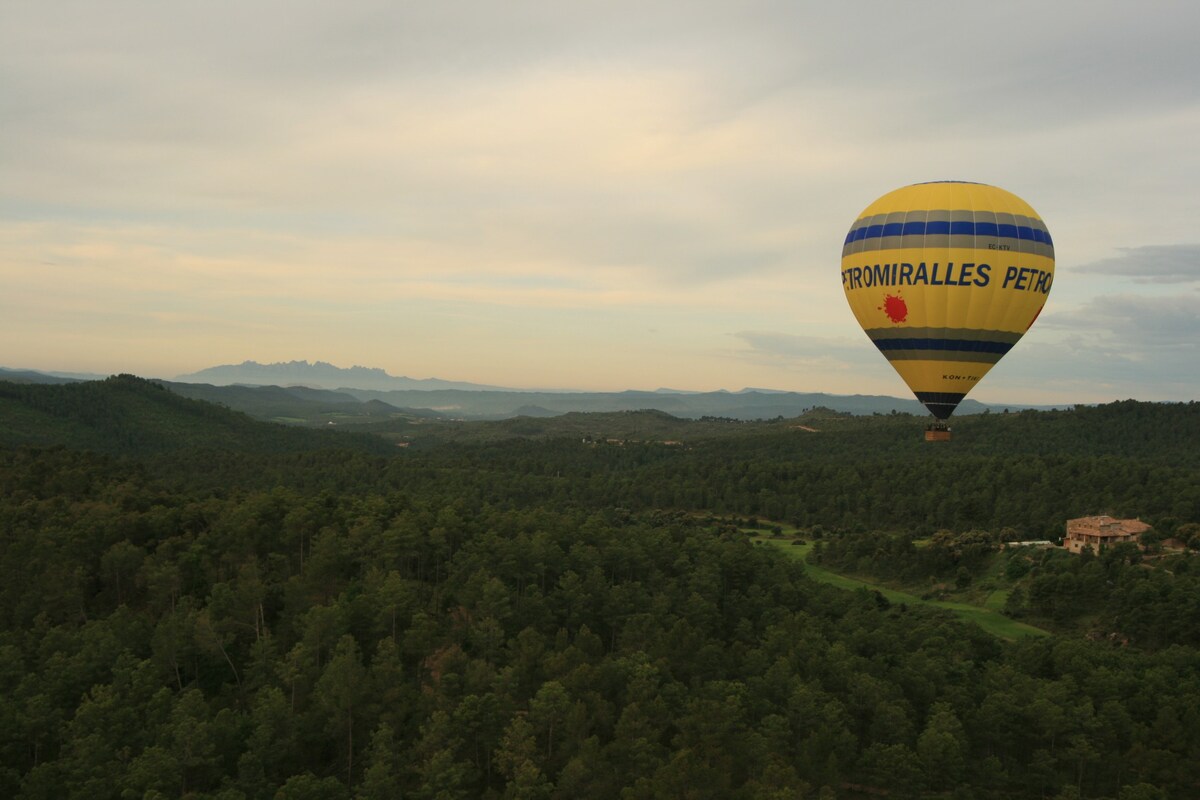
top-left (1066, 515), bottom-right (1151, 538)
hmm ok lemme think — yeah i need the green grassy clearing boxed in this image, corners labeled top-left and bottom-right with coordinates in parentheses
top-left (754, 537), bottom-right (1049, 641)
top-left (984, 589), bottom-right (1009, 611)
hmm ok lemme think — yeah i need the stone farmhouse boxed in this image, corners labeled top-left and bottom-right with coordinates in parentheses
top-left (1063, 515), bottom-right (1150, 554)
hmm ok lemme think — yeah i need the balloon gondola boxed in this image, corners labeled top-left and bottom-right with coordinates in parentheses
top-left (840, 181), bottom-right (1054, 440)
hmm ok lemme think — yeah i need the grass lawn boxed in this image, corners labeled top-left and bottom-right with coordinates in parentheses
top-left (755, 537), bottom-right (1049, 641)
top-left (984, 590), bottom-right (1009, 611)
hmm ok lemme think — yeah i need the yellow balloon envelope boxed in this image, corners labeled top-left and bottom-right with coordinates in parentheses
top-left (841, 181), bottom-right (1054, 420)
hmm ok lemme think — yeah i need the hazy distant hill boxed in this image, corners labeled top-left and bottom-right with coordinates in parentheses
top-left (160, 380), bottom-right (443, 426)
top-left (175, 360), bottom-right (509, 391)
top-left (345, 401), bottom-right (1200, 465)
top-left (0, 375), bottom-right (390, 456)
top-left (158, 380), bottom-right (969, 425)
top-left (8, 362), bottom-right (1061, 421)
top-left (0, 368), bottom-right (80, 385)
top-left (0, 367), bottom-right (103, 384)
top-left (340, 386), bottom-right (998, 420)
top-left (3, 375), bottom-right (1193, 470)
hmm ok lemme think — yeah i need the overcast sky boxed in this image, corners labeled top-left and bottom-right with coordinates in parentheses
top-left (2, 1), bottom-right (1197, 402)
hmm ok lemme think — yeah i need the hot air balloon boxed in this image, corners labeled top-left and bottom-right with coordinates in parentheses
top-left (840, 181), bottom-right (1054, 440)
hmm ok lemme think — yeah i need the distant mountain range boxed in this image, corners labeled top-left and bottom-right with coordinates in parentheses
top-left (174, 360), bottom-right (510, 392)
top-left (0, 367), bottom-right (107, 384)
top-left (3, 361), bottom-right (1067, 422)
top-left (333, 386), bottom-right (997, 420)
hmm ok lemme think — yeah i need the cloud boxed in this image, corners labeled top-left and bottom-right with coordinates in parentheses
top-left (3, 3), bottom-right (1200, 398)
top-left (734, 295), bottom-right (1200, 405)
top-left (1041, 292), bottom-right (1200, 347)
top-left (985, 292), bottom-right (1200, 401)
top-left (1074, 245), bottom-right (1200, 284)
top-left (732, 331), bottom-right (882, 370)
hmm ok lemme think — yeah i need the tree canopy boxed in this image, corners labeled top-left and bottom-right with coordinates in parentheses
top-left (1, 385), bottom-right (1197, 798)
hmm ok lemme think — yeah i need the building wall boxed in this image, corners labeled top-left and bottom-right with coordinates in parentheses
top-left (1064, 532), bottom-right (1136, 554)
top-left (1063, 515), bottom-right (1148, 554)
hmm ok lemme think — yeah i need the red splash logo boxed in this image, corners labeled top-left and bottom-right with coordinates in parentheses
top-left (879, 293), bottom-right (908, 324)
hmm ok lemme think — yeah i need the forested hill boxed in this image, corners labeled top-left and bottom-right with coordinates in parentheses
top-left (6, 373), bottom-right (1195, 468)
top-left (355, 400), bottom-right (1200, 466)
top-left (2, 440), bottom-right (1199, 796)
top-left (1, 386), bottom-right (1199, 796)
top-left (2, 377), bottom-right (1196, 536)
top-left (0, 375), bottom-right (391, 456)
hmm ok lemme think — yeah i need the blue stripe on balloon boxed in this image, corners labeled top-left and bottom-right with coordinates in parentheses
top-left (846, 219), bottom-right (1053, 247)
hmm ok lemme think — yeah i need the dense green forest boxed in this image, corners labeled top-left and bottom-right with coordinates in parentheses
top-left (1, 377), bottom-right (1197, 798)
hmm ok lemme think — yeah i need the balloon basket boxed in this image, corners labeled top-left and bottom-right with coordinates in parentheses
top-left (924, 424), bottom-right (951, 442)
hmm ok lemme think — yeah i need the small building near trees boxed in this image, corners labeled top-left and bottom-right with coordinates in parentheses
top-left (1064, 515), bottom-right (1150, 554)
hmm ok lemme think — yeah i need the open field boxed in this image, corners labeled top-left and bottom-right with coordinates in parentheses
top-left (755, 536), bottom-right (1050, 640)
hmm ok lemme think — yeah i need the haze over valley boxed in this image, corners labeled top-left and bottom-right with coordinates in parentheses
top-left (4, 359), bottom-right (1058, 424)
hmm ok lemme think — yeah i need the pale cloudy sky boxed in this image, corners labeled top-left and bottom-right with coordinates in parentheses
top-left (2, 1), bottom-right (1197, 402)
